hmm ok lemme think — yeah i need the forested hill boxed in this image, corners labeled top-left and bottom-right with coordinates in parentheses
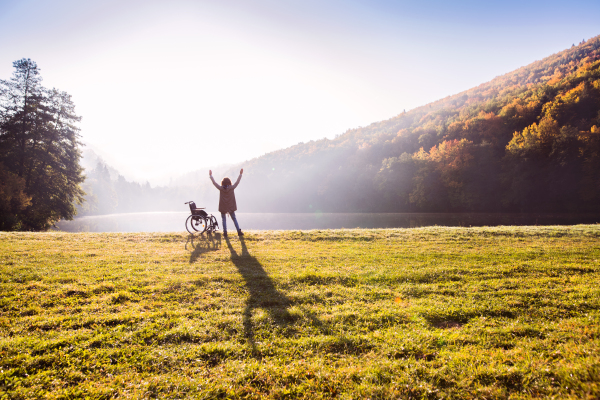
top-left (217, 36), bottom-right (600, 213)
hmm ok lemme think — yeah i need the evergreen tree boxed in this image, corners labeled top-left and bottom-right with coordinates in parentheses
top-left (0, 59), bottom-right (85, 230)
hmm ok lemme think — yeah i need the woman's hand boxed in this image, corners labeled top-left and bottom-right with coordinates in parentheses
top-left (240, 168), bottom-right (244, 174)
top-left (209, 170), bottom-right (212, 176)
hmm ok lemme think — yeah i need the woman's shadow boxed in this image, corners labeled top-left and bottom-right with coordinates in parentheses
top-left (186, 233), bottom-right (221, 263)
top-left (225, 236), bottom-right (297, 353)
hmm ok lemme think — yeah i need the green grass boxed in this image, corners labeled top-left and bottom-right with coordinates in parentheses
top-left (1, 225), bottom-right (600, 399)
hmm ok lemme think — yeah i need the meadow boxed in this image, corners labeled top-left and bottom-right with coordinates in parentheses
top-left (1, 226), bottom-right (599, 399)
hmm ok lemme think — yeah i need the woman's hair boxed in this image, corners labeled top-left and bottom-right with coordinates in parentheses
top-left (221, 177), bottom-right (232, 187)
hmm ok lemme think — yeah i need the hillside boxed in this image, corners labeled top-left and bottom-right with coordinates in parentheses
top-left (221, 36), bottom-right (600, 213)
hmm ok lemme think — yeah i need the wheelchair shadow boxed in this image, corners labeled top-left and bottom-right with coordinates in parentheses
top-left (186, 233), bottom-right (221, 263)
top-left (225, 236), bottom-right (310, 355)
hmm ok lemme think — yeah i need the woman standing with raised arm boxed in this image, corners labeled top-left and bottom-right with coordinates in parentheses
top-left (209, 168), bottom-right (244, 238)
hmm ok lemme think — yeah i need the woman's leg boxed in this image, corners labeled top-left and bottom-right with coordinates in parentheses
top-left (229, 211), bottom-right (241, 232)
top-left (221, 213), bottom-right (227, 234)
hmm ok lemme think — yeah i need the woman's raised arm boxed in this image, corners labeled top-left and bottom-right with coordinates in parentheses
top-left (209, 173), bottom-right (222, 190)
top-left (231, 170), bottom-right (243, 190)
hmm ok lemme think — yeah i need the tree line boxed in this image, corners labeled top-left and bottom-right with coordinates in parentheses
top-left (77, 156), bottom-right (212, 216)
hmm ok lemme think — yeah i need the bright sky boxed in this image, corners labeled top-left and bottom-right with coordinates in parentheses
top-left (1, 0), bottom-right (599, 184)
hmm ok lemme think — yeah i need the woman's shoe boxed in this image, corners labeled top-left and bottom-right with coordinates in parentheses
top-left (237, 230), bottom-right (244, 236)
top-left (223, 232), bottom-right (228, 238)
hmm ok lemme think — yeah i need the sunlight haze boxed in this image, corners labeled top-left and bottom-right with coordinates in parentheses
top-left (1, 0), bottom-right (598, 184)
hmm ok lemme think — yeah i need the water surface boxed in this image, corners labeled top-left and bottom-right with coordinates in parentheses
top-left (54, 212), bottom-right (600, 233)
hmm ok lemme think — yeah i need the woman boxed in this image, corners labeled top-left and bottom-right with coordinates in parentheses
top-left (209, 168), bottom-right (244, 238)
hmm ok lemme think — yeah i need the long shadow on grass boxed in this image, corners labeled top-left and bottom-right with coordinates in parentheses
top-left (225, 236), bottom-right (309, 354)
top-left (187, 233), bottom-right (221, 263)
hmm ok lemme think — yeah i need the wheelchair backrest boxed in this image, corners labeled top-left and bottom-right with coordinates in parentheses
top-left (188, 201), bottom-right (197, 212)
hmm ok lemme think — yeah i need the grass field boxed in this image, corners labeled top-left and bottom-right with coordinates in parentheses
top-left (1, 226), bottom-right (599, 399)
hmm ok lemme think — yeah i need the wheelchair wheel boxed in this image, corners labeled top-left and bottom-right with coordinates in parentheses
top-left (186, 215), bottom-right (207, 234)
top-left (211, 215), bottom-right (219, 231)
top-left (185, 215), bottom-right (195, 234)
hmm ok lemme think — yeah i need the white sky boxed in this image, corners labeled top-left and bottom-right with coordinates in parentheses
top-left (1, 0), bottom-right (599, 184)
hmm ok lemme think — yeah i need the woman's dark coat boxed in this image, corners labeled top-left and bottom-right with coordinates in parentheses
top-left (210, 174), bottom-right (242, 213)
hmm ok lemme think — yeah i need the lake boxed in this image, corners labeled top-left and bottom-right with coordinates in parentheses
top-left (54, 212), bottom-right (600, 232)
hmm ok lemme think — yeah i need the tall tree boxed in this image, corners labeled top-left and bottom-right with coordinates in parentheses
top-left (0, 162), bottom-right (31, 230)
top-left (0, 59), bottom-right (85, 230)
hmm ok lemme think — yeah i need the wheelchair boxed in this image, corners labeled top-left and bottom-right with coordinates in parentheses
top-left (184, 201), bottom-right (219, 234)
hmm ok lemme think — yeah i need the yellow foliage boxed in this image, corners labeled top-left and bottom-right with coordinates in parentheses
top-left (413, 147), bottom-right (428, 161)
top-left (506, 117), bottom-right (559, 155)
top-left (506, 125), bottom-right (540, 153)
top-left (561, 82), bottom-right (585, 104)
